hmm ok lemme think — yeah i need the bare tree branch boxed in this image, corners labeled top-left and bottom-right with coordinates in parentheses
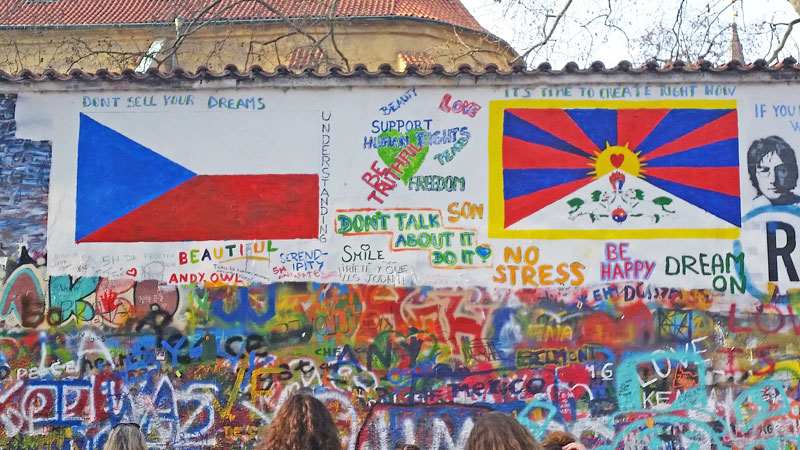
top-left (668, 0), bottom-right (687, 60)
top-left (326, 0), bottom-right (350, 70)
top-left (512, 0), bottom-right (574, 64)
top-left (489, 0), bottom-right (799, 67)
top-left (244, 31), bottom-right (301, 68)
top-left (442, 25), bottom-right (510, 65)
top-left (768, 17), bottom-right (800, 63)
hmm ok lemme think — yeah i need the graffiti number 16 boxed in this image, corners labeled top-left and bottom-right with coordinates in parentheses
top-left (589, 362), bottom-right (614, 380)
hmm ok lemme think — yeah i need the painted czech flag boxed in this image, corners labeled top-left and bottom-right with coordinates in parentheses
top-left (488, 100), bottom-right (740, 239)
top-left (75, 114), bottom-right (318, 242)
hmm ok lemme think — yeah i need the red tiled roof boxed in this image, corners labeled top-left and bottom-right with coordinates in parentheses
top-left (0, 0), bottom-right (486, 31)
top-left (287, 47), bottom-right (324, 69)
top-left (398, 51), bottom-right (435, 69)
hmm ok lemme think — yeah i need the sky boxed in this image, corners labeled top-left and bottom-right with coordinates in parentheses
top-left (461, 0), bottom-right (800, 67)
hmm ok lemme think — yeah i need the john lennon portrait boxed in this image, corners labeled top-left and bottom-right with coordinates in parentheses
top-left (747, 135), bottom-right (800, 206)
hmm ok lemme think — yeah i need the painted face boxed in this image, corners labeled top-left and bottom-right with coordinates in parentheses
top-left (756, 151), bottom-right (791, 200)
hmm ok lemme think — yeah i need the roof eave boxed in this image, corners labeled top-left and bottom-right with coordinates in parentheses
top-left (0, 14), bottom-right (487, 34)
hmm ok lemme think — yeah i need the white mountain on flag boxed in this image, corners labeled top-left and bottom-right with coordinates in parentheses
top-left (506, 170), bottom-right (736, 231)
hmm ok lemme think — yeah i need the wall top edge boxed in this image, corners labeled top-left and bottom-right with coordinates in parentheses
top-left (1, 59), bottom-right (800, 91)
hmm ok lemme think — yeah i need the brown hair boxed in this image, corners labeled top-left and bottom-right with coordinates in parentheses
top-left (257, 392), bottom-right (342, 450)
top-left (394, 442), bottom-right (420, 450)
top-left (396, 445), bottom-right (421, 450)
top-left (104, 424), bottom-right (147, 450)
top-left (466, 411), bottom-right (543, 450)
top-left (541, 431), bottom-right (577, 450)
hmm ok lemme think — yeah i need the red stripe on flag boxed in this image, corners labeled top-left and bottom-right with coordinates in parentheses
top-left (507, 108), bottom-right (599, 155)
top-left (502, 136), bottom-right (594, 170)
top-left (641, 111), bottom-right (738, 161)
top-left (504, 177), bottom-right (594, 227)
top-left (78, 174), bottom-right (319, 242)
top-left (617, 109), bottom-right (670, 150)
top-left (644, 167), bottom-right (740, 197)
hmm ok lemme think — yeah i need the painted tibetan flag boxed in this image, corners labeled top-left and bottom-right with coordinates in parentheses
top-left (488, 100), bottom-right (740, 239)
top-left (75, 114), bottom-right (318, 242)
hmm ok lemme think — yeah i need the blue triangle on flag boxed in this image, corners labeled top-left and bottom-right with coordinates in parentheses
top-left (75, 114), bottom-right (196, 242)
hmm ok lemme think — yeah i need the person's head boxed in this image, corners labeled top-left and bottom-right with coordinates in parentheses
top-left (541, 431), bottom-right (576, 450)
top-left (396, 444), bottom-right (421, 450)
top-left (104, 423), bottom-right (147, 450)
top-left (465, 411), bottom-right (543, 450)
top-left (258, 392), bottom-right (342, 450)
top-left (748, 136), bottom-right (799, 202)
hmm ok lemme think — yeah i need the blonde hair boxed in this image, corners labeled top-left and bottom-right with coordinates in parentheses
top-left (466, 411), bottom-right (543, 450)
top-left (104, 424), bottom-right (147, 450)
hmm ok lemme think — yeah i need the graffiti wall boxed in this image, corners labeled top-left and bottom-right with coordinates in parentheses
top-left (0, 79), bottom-right (799, 448)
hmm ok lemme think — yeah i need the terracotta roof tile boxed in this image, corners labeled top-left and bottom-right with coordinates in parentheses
top-left (398, 51), bottom-right (435, 70)
top-left (0, 0), bottom-right (486, 31)
top-left (395, 0), bottom-right (479, 29)
top-left (1, 58), bottom-right (798, 82)
top-left (287, 46), bottom-right (324, 69)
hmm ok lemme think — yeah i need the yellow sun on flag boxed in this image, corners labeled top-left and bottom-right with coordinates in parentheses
top-left (589, 142), bottom-right (646, 179)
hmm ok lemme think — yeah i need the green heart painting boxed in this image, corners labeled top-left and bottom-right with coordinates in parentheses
top-left (377, 128), bottom-right (429, 185)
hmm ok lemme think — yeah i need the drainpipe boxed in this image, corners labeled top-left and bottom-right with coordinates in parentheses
top-left (172, 16), bottom-right (184, 68)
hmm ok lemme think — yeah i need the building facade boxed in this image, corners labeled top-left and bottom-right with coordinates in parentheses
top-left (0, 0), bottom-right (517, 73)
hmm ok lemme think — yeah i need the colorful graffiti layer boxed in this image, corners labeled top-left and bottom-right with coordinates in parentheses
top-left (2, 82), bottom-right (800, 449)
top-left (2, 267), bottom-right (800, 450)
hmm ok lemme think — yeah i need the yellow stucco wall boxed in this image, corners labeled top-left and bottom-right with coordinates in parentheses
top-left (0, 18), bottom-right (516, 73)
